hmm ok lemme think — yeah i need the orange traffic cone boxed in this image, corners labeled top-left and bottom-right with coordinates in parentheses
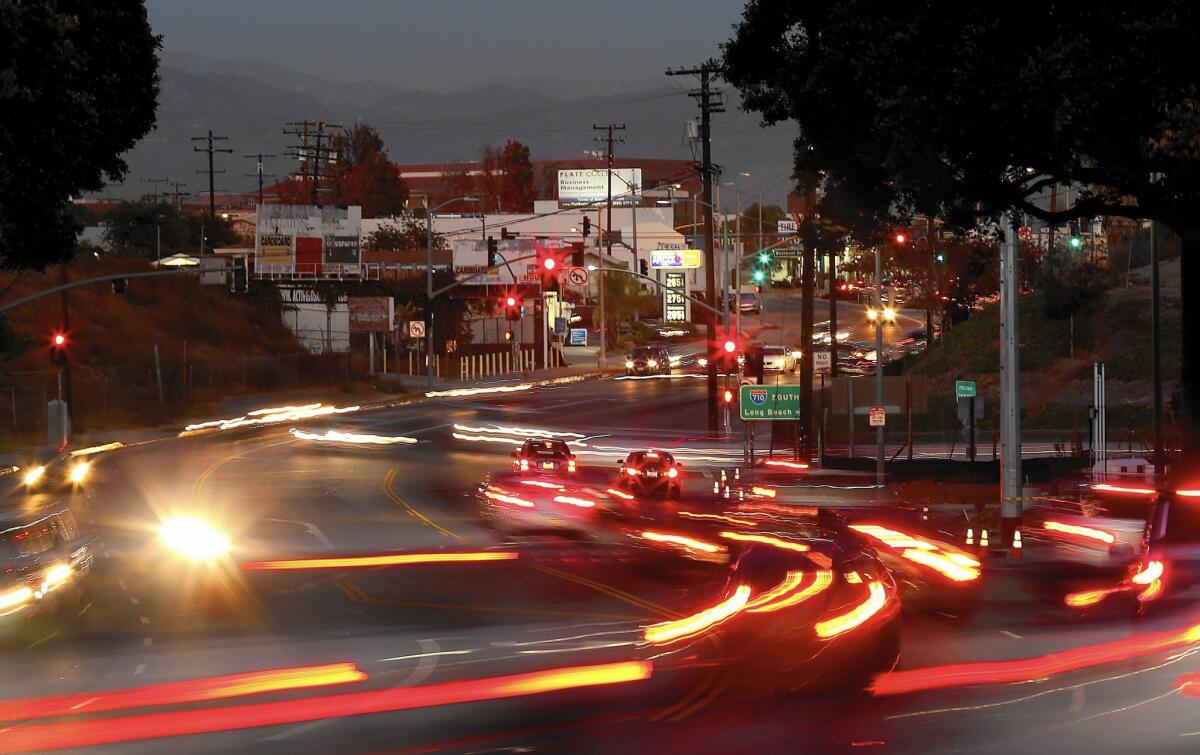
top-left (966, 528), bottom-right (974, 546)
top-left (980, 528), bottom-right (990, 553)
top-left (1011, 529), bottom-right (1023, 558)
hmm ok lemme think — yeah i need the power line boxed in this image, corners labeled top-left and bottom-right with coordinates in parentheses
top-left (284, 120), bottom-right (340, 206)
top-left (191, 130), bottom-right (232, 221)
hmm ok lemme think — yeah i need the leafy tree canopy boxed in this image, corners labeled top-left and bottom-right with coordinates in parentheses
top-left (327, 124), bottom-right (408, 217)
top-left (103, 202), bottom-right (238, 257)
top-left (0, 1), bottom-right (160, 270)
top-left (722, 1), bottom-right (1200, 237)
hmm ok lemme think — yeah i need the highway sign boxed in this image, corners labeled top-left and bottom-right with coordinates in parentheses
top-left (955, 380), bottom-right (976, 400)
top-left (408, 321), bottom-right (426, 339)
top-left (739, 385), bottom-right (801, 420)
top-left (566, 266), bottom-right (589, 286)
top-left (869, 406), bottom-right (886, 427)
top-left (814, 351), bottom-right (831, 372)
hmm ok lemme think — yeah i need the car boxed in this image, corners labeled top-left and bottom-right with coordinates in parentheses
top-left (477, 472), bottom-right (628, 537)
top-left (616, 450), bottom-right (683, 498)
top-left (625, 345), bottom-right (671, 376)
top-left (738, 292), bottom-right (762, 314)
top-left (762, 345), bottom-right (797, 372)
top-left (0, 497), bottom-right (94, 644)
top-left (4, 455), bottom-right (92, 498)
top-left (512, 438), bottom-right (577, 474)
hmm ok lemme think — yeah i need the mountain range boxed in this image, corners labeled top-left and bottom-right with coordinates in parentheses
top-left (103, 51), bottom-right (798, 205)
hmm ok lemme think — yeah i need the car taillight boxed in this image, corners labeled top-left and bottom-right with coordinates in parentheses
top-left (520, 459), bottom-right (528, 471)
top-left (667, 467), bottom-right (678, 479)
top-left (568, 460), bottom-right (576, 472)
top-left (627, 468), bottom-right (640, 476)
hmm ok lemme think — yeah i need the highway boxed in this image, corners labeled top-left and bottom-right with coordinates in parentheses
top-left (1, 374), bottom-right (1198, 753)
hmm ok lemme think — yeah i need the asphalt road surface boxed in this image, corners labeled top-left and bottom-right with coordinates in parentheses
top-left (2, 375), bottom-right (1198, 753)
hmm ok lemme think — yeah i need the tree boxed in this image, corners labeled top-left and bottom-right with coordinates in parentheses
top-left (477, 140), bottom-right (535, 212)
top-left (723, 1), bottom-right (1200, 455)
top-left (103, 202), bottom-right (237, 257)
top-left (0, 2), bottom-right (160, 270)
top-left (327, 124), bottom-right (408, 216)
top-left (365, 218), bottom-right (446, 253)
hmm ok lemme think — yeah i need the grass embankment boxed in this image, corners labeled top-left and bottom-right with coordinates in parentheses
top-left (1, 256), bottom-right (372, 442)
top-left (900, 286), bottom-right (1179, 439)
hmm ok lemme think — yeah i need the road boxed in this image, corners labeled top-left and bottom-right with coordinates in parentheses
top-left (2, 375), bottom-right (1198, 753)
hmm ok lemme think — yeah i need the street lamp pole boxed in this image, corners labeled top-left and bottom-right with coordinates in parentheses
top-left (427, 196), bottom-right (479, 389)
top-left (875, 244), bottom-right (885, 487)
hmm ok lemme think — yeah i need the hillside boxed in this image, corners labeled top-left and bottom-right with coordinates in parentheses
top-left (1, 257), bottom-right (343, 437)
top-left (905, 284), bottom-right (1179, 434)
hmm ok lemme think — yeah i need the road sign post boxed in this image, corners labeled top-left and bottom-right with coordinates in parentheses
top-left (814, 351), bottom-right (831, 373)
top-left (869, 406), bottom-right (886, 427)
top-left (955, 380), bottom-right (976, 401)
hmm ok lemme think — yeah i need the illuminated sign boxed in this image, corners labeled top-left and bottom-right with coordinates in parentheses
top-left (650, 249), bottom-right (703, 269)
top-left (557, 168), bottom-right (642, 206)
top-left (663, 271), bottom-right (689, 323)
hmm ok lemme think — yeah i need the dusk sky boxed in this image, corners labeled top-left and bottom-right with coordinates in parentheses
top-left (146, 0), bottom-right (746, 90)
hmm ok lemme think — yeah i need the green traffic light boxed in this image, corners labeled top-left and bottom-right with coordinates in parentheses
top-left (936, 253), bottom-right (945, 262)
top-left (1069, 236), bottom-right (1083, 249)
top-left (758, 252), bottom-right (771, 264)
top-left (752, 270), bottom-right (765, 283)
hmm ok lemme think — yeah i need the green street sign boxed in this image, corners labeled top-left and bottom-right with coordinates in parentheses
top-left (740, 385), bottom-right (801, 420)
top-left (955, 380), bottom-right (976, 400)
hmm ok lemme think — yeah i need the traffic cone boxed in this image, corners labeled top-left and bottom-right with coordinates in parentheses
top-left (738, 489), bottom-right (745, 501)
top-left (966, 528), bottom-right (974, 546)
top-left (921, 505), bottom-right (929, 522)
top-left (713, 480), bottom-right (720, 495)
top-left (1012, 530), bottom-right (1023, 558)
top-left (724, 485), bottom-right (731, 500)
top-left (720, 469), bottom-right (728, 484)
top-left (734, 468), bottom-right (741, 481)
top-left (980, 529), bottom-right (990, 552)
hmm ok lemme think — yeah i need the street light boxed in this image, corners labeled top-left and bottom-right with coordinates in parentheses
top-left (427, 196), bottom-right (480, 388)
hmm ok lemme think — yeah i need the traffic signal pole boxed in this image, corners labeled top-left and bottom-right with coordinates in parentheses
top-left (999, 213), bottom-right (1024, 543)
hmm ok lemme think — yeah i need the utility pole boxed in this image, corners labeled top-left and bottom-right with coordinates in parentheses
top-left (191, 130), bottom-right (232, 229)
top-left (593, 122), bottom-right (626, 370)
top-left (141, 177), bottom-right (169, 204)
top-left (243, 153), bottom-right (277, 206)
top-left (999, 213), bottom-right (1024, 543)
top-left (667, 64), bottom-right (723, 433)
top-left (875, 243), bottom-right (885, 487)
top-left (161, 181), bottom-right (187, 211)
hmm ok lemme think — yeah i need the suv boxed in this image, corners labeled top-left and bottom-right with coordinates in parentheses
top-left (625, 345), bottom-right (671, 376)
top-left (512, 438), bottom-right (577, 474)
top-left (0, 498), bottom-right (93, 643)
top-left (738, 292), bottom-right (762, 314)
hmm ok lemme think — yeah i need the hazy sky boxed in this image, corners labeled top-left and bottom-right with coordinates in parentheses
top-left (147, 0), bottom-right (746, 90)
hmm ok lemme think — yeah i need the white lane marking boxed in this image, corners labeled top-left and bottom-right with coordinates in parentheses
top-left (262, 518), bottom-right (333, 549)
top-left (379, 649), bottom-right (471, 663)
top-left (143, 637), bottom-right (153, 647)
top-left (129, 597), bottom-right (140, 605)
top-left (1000, 630), bottom-right (1023, 640)
top-left (70, 697), bottom-right (99, 711)
top-left (139, 616), bottom-right (150, 625)
top-left (265, 638), bottom-right (445, 742)
top-left (26, 631), bottom-right (59, 649)
top-left (117, 580), bottom-right (128, 591)
top-left (134, 664), bottom-right (146, 675)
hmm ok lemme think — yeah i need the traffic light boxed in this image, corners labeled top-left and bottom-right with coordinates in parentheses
top-left (894, 232), bottom-right (908, 244)
top-left (487, 236), bottom-right (498, 266)
top-left (537, 246), bottom-right (565, 287)
top-left (503, 294), bottom-right (521, 321)
top-left (935, 253), bottom-right (945, 263)
top-left (570, 243), bottom-right (585, 268)
top-left (639, 259), bottom-right (649, 276)
top-left (752, 269), bottom-right (765, 284)
top-left (758, 251), bottom-right (771, 265)
top-left (723, 339), bottom-right (737, 355)
top-left (581, 216), bottom-right (591, 238)
top-left (50, 333), bottom-right (66, 366)
top-left (1068, 221), bottom-right (1083, 249)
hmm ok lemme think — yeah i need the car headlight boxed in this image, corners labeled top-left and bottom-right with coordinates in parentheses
top-left (161, 517), bottom-right (230, 561)
top-left (648, 359), bottom-right (658, 367)
top-left (698, 358), bottom-right (708, 368)
top-left (23, 465), bottom-right (45, 487)
top-left (883, 307), bottom-right (896, 321)
top-left (625, 360), bottom-right (634, 369)
top-left (69, 461), bottom-right (90, 485)
top-left (36, 563), bottom-right (72, 598)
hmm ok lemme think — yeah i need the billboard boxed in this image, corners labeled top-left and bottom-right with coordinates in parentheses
top-left (557, 168), bottom-right (642, 206)
top-left (255, 205), bottom-right (361, 275)
top-left (348, 296), bottom-right (394, 333)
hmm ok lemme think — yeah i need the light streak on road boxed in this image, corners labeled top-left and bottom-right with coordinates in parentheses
top-left (815, 581), bottom-right (888, 638)
top-left (1043, 520), bottom-right (1116, 544)
top-left (553, 495), bottom-right (597, 508)
top-left (182, 404), bottom-right (360, 435)
top-left (0, 663), bottom-right (367, 722)
top-left (873, 614), bottom-right (1200, 696)
top-left (639, 530), bottom-right (726, 554)
top-left (763, 459), bottom-right (810, 470)
top-left (242, 552), bottom-right (518, 570)
top-left (1092, 482), bottom-right (1156, 495)
top-left (289, 428), bottom-right (418, 445)
top-left (426, 384), bottom-right (534, 398)
top-left (719, 531), bottom-right (810, 553)
top-left (678, 511), bottom-right (758, 527)
top-left (69, 442), bottom-right (124, 456)
top-left (644, 585), bottom-right (751, 644)
top-left (453, 424), bottom-right (585, 439)
top-left (746, 570), bottom-right (833, 613)
top-left (0, 661), bottom-right (652, 751)
top-left (1064, 588), bottom-right (1120, 608)
top-left (482, 488), bottom-right (536, 508)
top-left (850, 524), bottom-right (980, 582)
top-left (613, 374), bottom-right (707, 381)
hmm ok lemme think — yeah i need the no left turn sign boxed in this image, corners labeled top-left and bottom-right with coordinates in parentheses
top-left (408, 321), bottom-right (426, 339)
top-left (566, 266), bottom-right (589, 286)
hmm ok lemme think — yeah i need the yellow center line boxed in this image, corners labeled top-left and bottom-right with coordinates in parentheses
top-left (383, 468), bottom-right (465, 542)
top-left (533, 565), bottom-right (678, 620)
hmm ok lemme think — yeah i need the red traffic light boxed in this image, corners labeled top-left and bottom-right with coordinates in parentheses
top-left (542, 257), bottom-right (557, 271)
top-left (52, 334), bottom-right (66, 347)
top-left (894, 233), bottom-right (907, 244)
top-left (723, 340), bottom-right (736, 354)
top-left (505, 296), bottom-right (517, 307)
top-left (723, 389), bottom-right (734, 404)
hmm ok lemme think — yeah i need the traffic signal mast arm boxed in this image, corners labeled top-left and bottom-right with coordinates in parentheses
top-left (0, 268), bottom-right (200, 315)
